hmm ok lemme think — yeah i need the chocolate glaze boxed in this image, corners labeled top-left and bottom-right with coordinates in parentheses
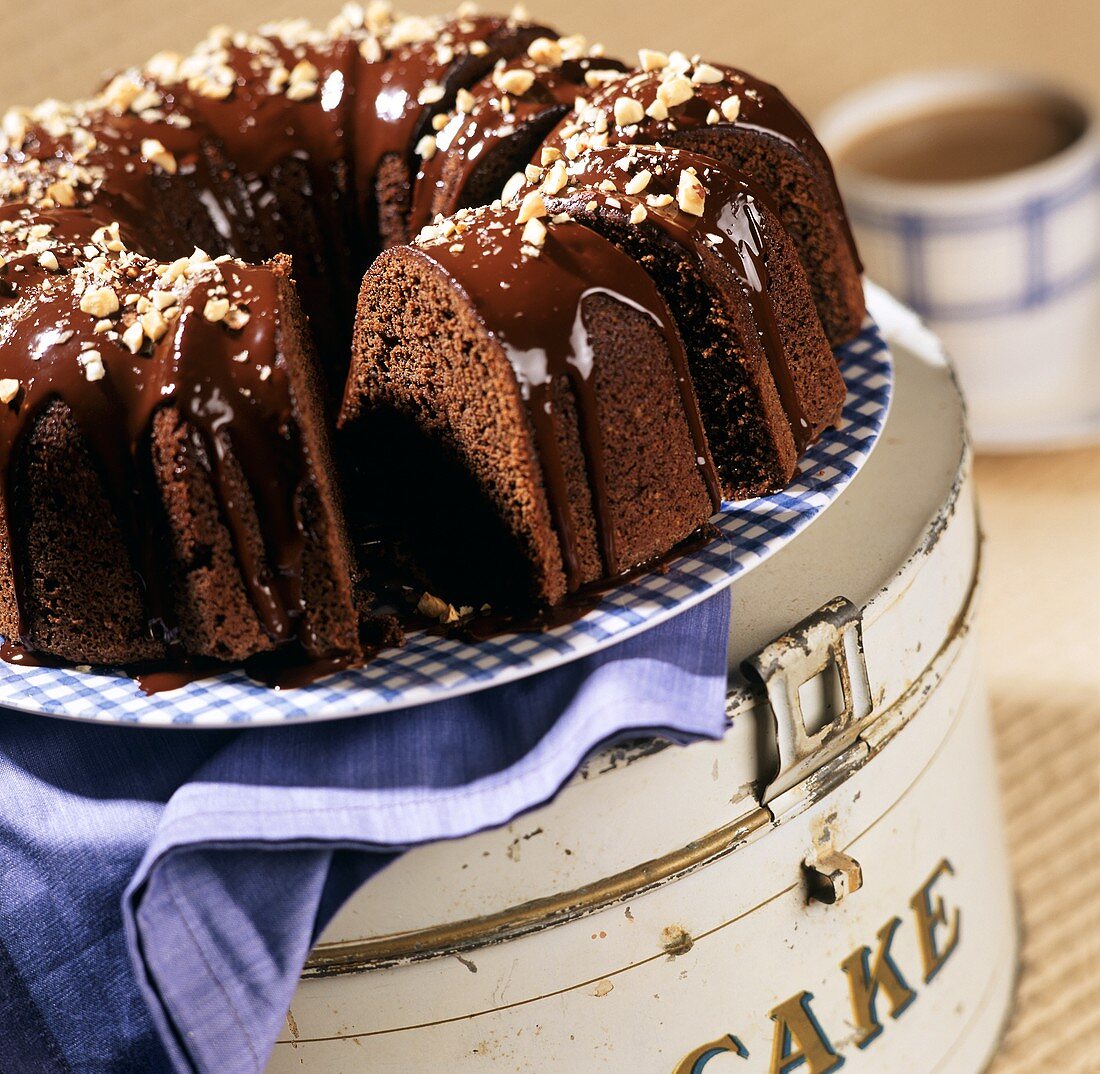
top-left (415, 207), bottom-right (719, 591)
top-left (349, 16), bottom-right (548, 244)
top-left (543, 62), bottom-right (863, 274)
top-left (408, 54), bottom-right (626, 235)
top-left (0, 203), bottom-right (331, 661)
top-left (540, 146), bottom-right (818, 451)
top-left (0, 85), bottom-right (274, 263)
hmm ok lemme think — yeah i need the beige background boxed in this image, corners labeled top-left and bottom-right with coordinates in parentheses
top-left (0, 0), bottom-right (1097, 120)
top-left (2, 2), bottom-right (1096, 1070)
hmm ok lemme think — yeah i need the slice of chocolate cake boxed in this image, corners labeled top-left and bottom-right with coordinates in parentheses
top-left (0, 208), bottom-right (361, 668)
top-left (341, 204), bottom-right (719, 610)
top-left (519, 145), bottom-right (846, 498)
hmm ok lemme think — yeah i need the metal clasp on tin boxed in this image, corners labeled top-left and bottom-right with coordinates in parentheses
top-left (742, 596), bottom-right (873, 815)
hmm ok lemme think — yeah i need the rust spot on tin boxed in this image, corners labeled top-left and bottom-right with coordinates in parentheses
top-left (593, 979), bottom-right (614, 997)
top-left (455, 954), bottom-right (478, 974)
top-left (661, 924), bottom-right (694, 957)
top-left (285, 1009), bottom-right (300, 1042)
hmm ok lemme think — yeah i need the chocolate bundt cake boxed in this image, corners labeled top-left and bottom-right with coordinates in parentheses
top-left (0, 6), bottom-right (865, 672)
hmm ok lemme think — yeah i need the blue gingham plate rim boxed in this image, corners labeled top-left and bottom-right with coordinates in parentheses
top-left (0, 315), bottom-right (892, 728)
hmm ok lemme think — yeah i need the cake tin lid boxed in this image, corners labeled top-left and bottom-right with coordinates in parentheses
top-left (724, 283), bottom-right (967, 671)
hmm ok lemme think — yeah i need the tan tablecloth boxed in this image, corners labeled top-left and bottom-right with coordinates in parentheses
top-left (0, 0), bottom-right (1096, 116)
top-left (976, 447), bottom-right (1100, 1073)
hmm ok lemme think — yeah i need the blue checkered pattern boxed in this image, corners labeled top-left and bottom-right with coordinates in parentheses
top-left (849, 161), bottom-right (1100, 321)
top-left (0, 320), bottom-right (891, 727)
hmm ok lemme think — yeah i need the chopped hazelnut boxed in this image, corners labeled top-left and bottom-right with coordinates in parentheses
top-left (540, 159), bottom-right (568, 195)
top-left (359, 36), bottom-right (383, 63)
top-left (646, 192), bottom-right (674, 208)
top-left (624, 169), bottom-right (652, 195)
top-left (540, 145), bottom-right (562, 166)
top-left (46, 180), bottom-right (77, 207)
top-left (629, 203), bottom-right (648, 225)
top-left (141, 309), bottom-right (168, 342)
top-left (500, 171), bottom-right (526, 204)
top-left (417, 83), bottom-right (445, 105)
top-left (140, 138), bottom-right (178, 175)
top-left (614, 96), bottom-right (645, 127)
top-left (516, 189), bottom-right (547, 224)
top-left (417, 591), bottom-right (449, 619)
top-left (290, 59), bottom-right (320, 84)
top-left (657, 74), bottom-right (694, 109)
top-left (203, 296), bottom-right (230, 322)
top-left (79, 287), bottom-right (119, 318)
top-left (414, 134), bottom-right (437, 160)
top-left (122, 320), bottom-right (145, 354)
top-left (527, 36), bottom-right (563, 68)
top-left (677, 168), bottom-right (706, 216)
top-left (224, 306), bottom-right (251, 330)
top-left (691, 63), bottom-right (725, 85)
top-left (638, 49), bottom-right (668, 72)
top-left (645, 98), bottom-right (669, 122)
top-left (721, 94), bottom-right (741, 122)
top-left (0, 378), bottom-right (19, 404)
top-left (494, 67), bottom-right (536, 97)
top-left (37, 251), bottom-right (59, 272)
top-left (79, 349), bottom-right (106, 382)
top-left (285, 79), bottom-right (319, 102)
top-left (455, 88), bottom-right (476, 113)
top-left (521, 216), bottom-right (547, 247)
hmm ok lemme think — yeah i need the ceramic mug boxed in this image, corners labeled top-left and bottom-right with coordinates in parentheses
top-left (818, 70), bottom-right (1100, 450)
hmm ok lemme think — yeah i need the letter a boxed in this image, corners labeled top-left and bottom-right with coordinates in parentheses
top-left (768, 991), bottom-right (844, 1074)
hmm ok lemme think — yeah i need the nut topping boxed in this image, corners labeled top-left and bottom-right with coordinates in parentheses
top-left (676, 168), bottom-right (706, 216)
top-left (516, 189), bottom-right (547, 224)
top-left (613, 97), bottom-right (645, 127)
top-left (79, 287), bottom-right (119, 318)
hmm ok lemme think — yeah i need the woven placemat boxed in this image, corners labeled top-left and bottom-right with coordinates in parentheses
top-left (977, 448), bottom-right (1100, 1073)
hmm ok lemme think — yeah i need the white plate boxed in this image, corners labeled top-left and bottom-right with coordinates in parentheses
top-left (0, 318), bottom-right (892, 727)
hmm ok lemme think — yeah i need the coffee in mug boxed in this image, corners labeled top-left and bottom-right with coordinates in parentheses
top-left (837, 96), bottom-right (1086, 183)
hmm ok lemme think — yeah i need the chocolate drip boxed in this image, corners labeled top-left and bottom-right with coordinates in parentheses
top-left (0, 206), bottom-right (323, 658)
top-left (543, 147), bottom-right (816, 451)
top-left (545, 63), bottom-right (863, 274)
top-left (416, 210), bottom-right (719, 590)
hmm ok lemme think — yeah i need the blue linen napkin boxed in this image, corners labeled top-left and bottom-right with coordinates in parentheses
top-left (0, 592), bottom-right (731, 1074)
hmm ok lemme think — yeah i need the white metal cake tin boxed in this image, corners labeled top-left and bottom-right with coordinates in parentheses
top-left (267, 290), bottom-right (1017, 1074)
